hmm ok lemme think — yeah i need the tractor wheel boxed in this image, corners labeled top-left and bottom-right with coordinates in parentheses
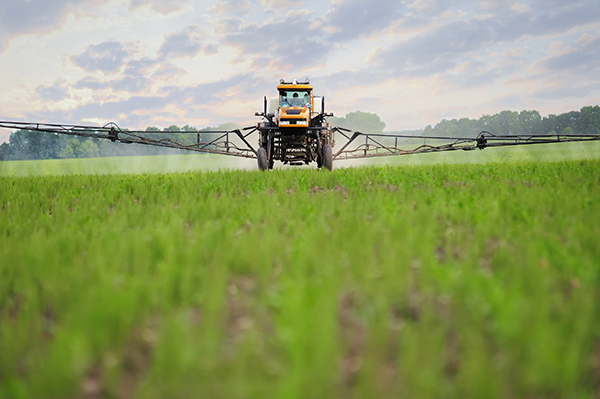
top-left (316, 145), bottom-right (323, 168)
top-left (323, 144), bottom-right (333, 171)
top-left (269, 141), bottom-right (275, 169)
top-left (257, 147), bottom-right (268, 171)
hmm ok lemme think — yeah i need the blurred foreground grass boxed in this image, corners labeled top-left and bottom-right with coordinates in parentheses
top-left (1, 148), bottom-right (600, 398)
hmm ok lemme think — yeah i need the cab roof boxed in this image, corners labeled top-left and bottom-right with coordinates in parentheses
top-left (277, 84), bottom-right (313, 91)
top-left (277, 79), bottom-right (312, 91)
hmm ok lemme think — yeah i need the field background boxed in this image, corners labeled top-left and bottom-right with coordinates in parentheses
top-left (1, 142), bottom-right (600, 398)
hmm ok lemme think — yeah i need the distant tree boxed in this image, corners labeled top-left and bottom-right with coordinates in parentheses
top-left (479, 114), bottom-right (500, 135)
top-left (79, 141), bottom-right (99, 158)
top-left (433, 118), bottom-right (476, 137)
top-left (6, 130), bottom-right (34, 159)
top-left (59, 140), bottom-right (77, 158)
top-left (543, 110), bottom-right (579, 136)
top-left (0, 142), bottom-right (12, 161)
top-left (456, 117), bottom-right (479, 136)
top-left (330, 111), bottom-right (386, 133)
top-left (577, 105), bottom-right (600, 135)
top-left (428, 109), bottom-right (553, 138)
top-left (518, 110), bottom-right (543, 135)
top-left (182, 125), bottom-right (197, 132)
top-left (497, 110), bottom-right (523, 136)
top-left (59, 138), bottom-right (99, 158)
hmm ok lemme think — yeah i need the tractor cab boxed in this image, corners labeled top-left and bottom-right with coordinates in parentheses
top-left (276, 79), bottom-right (313, 128)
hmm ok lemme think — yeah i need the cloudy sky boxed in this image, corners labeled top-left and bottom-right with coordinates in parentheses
top-left (1, 0), bottom-right (599, 142)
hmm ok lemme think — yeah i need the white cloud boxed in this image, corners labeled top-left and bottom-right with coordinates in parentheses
top-left (510, 3), bottom-right (530, 13)
top-left (129, 0), bottom-right (191, 14)
top-left (257, 0), bottom-right (304, 10)
top-left (159, 25), bottom-right (212, 59)
top-left (70, 41), bottom-right (132, 74)
top-left (209, 0), bottom-right (250, 15)
top-left (36, 79), bottom-right (71, 102)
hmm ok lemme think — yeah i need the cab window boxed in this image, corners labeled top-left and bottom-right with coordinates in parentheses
top-left (279, 91), bottom-right (311, 108)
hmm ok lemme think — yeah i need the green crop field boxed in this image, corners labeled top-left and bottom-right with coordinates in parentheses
top-left (1, 143), bottom-right (600, 399)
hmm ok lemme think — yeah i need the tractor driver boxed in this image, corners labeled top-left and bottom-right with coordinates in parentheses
top-left (290, 92), bottom-right (301, 107)
top-left (302, 92), bottom-right (310, 108)
top-left (280, 92), bottom-right (293, 107)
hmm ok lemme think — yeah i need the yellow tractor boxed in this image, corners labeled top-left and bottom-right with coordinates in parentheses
top-left (255, 78), bottom-right (334, 170)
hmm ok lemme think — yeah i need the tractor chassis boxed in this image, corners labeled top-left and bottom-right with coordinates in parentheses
top-left (257, 127), bottom-right (334, 170)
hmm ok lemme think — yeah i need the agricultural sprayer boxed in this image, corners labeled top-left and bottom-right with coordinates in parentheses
top-left (2, 79), bottom-right (600, 170)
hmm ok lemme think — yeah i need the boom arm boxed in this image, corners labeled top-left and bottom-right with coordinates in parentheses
top-left (332, 127), bottom-right (600, 160)
top-left (0, 121), bottom-right (259, 159)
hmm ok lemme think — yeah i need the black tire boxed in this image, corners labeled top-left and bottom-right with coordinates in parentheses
top-left (323, 144), bottom-right (333, 171)
top-left (257, 147), bottom-right (268, 171)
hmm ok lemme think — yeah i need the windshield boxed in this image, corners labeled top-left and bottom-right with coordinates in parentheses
top-left (279, 91), bottom-right (311, 108)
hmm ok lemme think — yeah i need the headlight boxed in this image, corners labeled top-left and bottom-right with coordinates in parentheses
top-left (280, 120), bottom-right (290, 125)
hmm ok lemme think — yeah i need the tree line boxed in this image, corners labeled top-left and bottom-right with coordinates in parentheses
top-left (1, 106), bottom-right (599, 161)
top-left (422, 106), bottom-right (600, 138)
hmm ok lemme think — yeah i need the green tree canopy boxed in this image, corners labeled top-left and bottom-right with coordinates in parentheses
top-left (330, 111), bottom-right (386, 133)
top-left (59, 138), bottom-right (99, 159)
